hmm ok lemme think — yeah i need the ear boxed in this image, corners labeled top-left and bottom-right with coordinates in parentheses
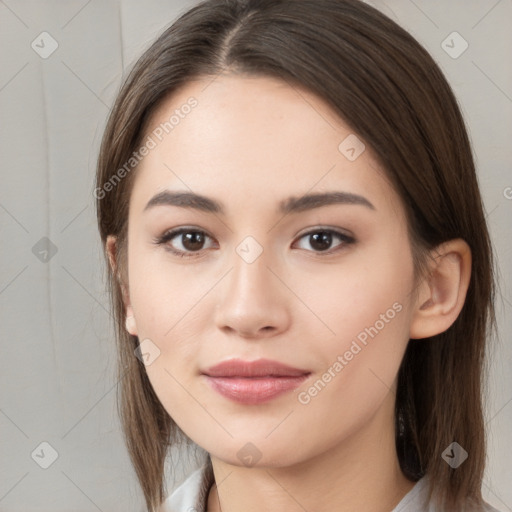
top-left (106, 235), bottom-right (138, 337)
top-left (409, 239), bottom-right (471, 339)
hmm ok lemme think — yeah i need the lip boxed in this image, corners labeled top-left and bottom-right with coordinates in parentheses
top-left (202, 358), bottom-right (311, 405)
top-left (203, 358), bottom-right (310, 378)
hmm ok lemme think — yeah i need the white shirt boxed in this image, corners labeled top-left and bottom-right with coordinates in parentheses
top-left (162, 460), bottom-right (503, 512)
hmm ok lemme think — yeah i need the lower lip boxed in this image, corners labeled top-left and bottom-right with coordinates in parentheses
top-left (204, 375), bottom-right (309, 405)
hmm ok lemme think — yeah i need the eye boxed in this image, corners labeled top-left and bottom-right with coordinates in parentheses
top-left (153, 227), bottom-right (355, 258)
top-left (293, 228), bottom-right (355, 254)
top-left (153, 228), bottom-right (215, 258)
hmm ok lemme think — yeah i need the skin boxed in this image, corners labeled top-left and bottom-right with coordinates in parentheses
top-left (106, 74), bottom-right (471, 512)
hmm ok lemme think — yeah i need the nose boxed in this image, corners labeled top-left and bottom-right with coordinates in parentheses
top-left (214, 247), bottom-right (291, 339)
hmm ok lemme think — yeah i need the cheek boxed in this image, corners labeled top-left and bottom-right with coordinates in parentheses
top-left (296, 238), bottom-right (414, 401)
top-left (128, 244), bottom-right (206, 341)
top-left (127, 258), bottom-right (206, 423)
top-left (299, 238), bottom-right (414, 349)
top-left (292, 282), bottom-right (412, 453)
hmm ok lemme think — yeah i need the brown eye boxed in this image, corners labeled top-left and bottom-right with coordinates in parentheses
top-left (155, 228), bottom-right (214, 258)
top-left (308, 231), bottom-right (334, 251)
top-left (179, 231), bottom-right (206, 251)
top-left (294, 229), bottom-right (355, 254)
top-left (154, 227), bottom-right (355, 259)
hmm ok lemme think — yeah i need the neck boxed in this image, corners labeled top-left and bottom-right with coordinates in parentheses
top-left (206, 391), bottom-right (416, 512)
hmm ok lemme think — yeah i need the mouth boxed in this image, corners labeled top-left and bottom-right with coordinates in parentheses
top-left (201, 358), bottom-right (311, 405)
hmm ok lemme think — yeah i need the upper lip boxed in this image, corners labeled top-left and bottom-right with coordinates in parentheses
top-left (202, 358), bottom-right (310, 378)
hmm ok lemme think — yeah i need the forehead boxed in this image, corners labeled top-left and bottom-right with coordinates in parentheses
top-left (129, 74), bottom-right (401, 220)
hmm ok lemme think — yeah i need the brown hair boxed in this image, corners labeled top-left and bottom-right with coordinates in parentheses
top-left (95, 0), bottom-right (496, 510)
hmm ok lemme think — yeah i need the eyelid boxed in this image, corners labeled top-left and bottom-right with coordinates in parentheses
top-left (295, 224), bottom-right (354, 239)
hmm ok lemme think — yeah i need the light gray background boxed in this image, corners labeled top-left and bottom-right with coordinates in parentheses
top-left (0, 0), bottom-right (510, 510)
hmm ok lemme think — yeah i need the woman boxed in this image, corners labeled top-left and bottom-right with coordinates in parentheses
top-left (94, 0), bottom-right (501, 510)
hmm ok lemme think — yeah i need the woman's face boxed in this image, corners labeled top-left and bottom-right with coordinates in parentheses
top-left (121, 74), bottom-right (420, 467)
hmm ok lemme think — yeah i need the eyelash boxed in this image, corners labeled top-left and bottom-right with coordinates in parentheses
top-left (153, 227), bottom-right (355, 259)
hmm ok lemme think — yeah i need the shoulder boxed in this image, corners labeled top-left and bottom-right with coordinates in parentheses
top-left (159, 462), bottom-right (214, 512)
top-left (481, 502), bottom-right (504, 512)
top-left (391, 476), bottom-right (505, 512)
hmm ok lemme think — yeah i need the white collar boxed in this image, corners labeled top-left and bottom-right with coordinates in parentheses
top-left (162, 460), bottom-right (502, 512)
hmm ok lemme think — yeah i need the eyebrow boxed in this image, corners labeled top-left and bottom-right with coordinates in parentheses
top-left (143, 190), bottom-right (375, 215)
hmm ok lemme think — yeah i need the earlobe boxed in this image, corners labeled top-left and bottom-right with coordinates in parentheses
top-left (409, 239), bottom-right (471, 339)
top-left (125, 311), bottom-right (138, 336)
